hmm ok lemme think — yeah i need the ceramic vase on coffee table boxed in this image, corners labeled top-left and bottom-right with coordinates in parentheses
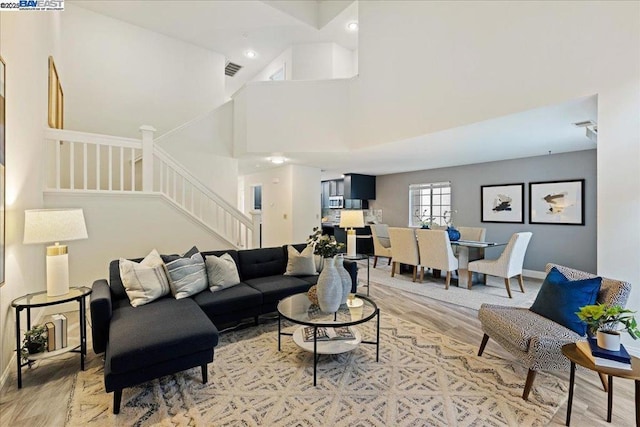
top-left (316, 257), bottom-right (342, 313)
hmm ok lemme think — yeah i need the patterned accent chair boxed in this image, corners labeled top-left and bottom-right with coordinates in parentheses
top-left (370, 224), bottom-right (393, 268)
top-left (468, 232), bottom-right (532, 298)
top-left (477, 263), bottom-right (632, 400)
top-left (416, 229), bottom-right (458, 288)
top-left (388, 227), bottom-right (420, 282)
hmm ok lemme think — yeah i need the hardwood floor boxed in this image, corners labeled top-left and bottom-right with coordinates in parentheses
top-left (0, 281), bottom-right (636, 426)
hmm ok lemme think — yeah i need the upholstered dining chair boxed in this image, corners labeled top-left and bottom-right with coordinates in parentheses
top-left (458, 226), bottom-right (486, 242)
top-left (370, 224), bottom-right (393, 268)
top-left (477, 263), bottom-right (632, 400)
top-left (415, 229), bottom-right (458, 288)
top-left (468, 232), bottom-right (532, 298)
top-left (388, 227), bottom-right (420, 282)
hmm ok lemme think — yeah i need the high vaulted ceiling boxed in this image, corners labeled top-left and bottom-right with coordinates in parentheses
top-left (70, 1), bottom-right (597, 178)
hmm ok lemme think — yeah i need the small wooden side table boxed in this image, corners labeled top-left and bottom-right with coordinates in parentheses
top-left (562, 342), bottom-right (640, 426)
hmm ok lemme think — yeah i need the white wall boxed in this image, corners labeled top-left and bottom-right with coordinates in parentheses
top-left (332, 43), bottom-right (356, 79)
top-left (61, 4), bottom-right (226, 139)
top-left (156, 101), bottom-right (238, 205)
top-left (242, 164), bottom-right (321, 247)
top-left (242, 166), bottom-right (293, 247)
top-left (43, 193), bottom-right (231, 287)
top-left (597, 79), bottom-right (640, 351)
top-left (291, 43), bottom-right (334, 81)
top-left (350, 1), bottom-right (638, 149)
top-left (291, 165), bottom-right (322, 243)
top-left (234, 78), bottom-right (349, 155)
top-left (0, 11), bottom-right (60, 386)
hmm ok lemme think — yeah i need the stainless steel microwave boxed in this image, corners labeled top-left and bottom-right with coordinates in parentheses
top-left (328, 196), bottom-right (343, 208)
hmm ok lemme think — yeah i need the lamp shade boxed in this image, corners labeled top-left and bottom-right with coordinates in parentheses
top-left (24, 209), bottom-right (88, 244)
top-left (339, 210), bottom-right (364, 229)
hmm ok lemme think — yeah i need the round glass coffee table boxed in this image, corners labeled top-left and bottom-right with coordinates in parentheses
top-left (277, 293), bottom-right (380, 386)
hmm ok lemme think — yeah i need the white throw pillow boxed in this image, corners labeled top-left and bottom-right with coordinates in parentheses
top-left (119, 249), bottom-right (171, 307)
top-left (205, 253), bottom-right (241, 293)
top-left (284, 245), bottom-right (317, 276)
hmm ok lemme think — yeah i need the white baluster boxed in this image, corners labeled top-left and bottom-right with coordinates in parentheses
top-left (130, 147), bottom-right (135, 191)
top-left (108, 145), bottom-right (113, 191)
top-left (83, 143), bottom-right (88, 190)
top-left (55, 140), bottom-right (61, 190)
top-left (139, 125), bottom-right (155, 192)
top-left (70, 141), bottom-right (75, 190)
top-left (96, 144), bottom-right (101, 191)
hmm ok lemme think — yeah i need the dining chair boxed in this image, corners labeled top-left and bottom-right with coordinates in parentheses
top-left (388, 227), bottom-right (420, 282)
top-left (467, 232), bottom-right (532, 298)
top-left (456, 226), bottom-right (487, 263)
top-left (370, 224), bottom-right (392, 268)
top-left (415, 229), bottom-right (458, 288)
top-left (458, 226), bottom-right (486, 242)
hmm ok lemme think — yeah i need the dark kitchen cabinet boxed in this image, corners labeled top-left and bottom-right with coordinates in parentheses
top-left (344, 174), bottom-right (376, 200)
top-left (321, 181), bottom-right (330, 208)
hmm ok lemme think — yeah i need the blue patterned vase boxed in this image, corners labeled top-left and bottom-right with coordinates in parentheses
top-left (447, 226), bottom-right (461, 241)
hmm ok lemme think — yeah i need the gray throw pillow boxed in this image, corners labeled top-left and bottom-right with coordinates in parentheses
top-left (205, 253), bottom-right (241, 292)
top-left (162, 250), bottom-right (208, 299)
top-left (284, 245), bottom-right (317, 276)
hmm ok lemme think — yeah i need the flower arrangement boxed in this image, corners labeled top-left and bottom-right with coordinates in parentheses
top-left (576, 304), bottom-right (640, 339)
top-left (443, 209), bottom-right (458, 227)
top-left (307, 227), bottom-right (345, 258)
top-left (414, 209), bottom-right (436, 229)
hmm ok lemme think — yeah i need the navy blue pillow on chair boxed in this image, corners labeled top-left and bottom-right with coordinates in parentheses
top-left (529, 267), bottom-right (602, 335)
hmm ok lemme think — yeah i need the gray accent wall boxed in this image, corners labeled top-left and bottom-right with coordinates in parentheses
top-left (371, 150), bottom-right (597, 273)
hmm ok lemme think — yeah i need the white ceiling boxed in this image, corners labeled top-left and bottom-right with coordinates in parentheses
top-left (70, 1), bottom-right (597, 179)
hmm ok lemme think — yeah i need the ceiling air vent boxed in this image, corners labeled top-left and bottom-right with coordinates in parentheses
top-left (225, 62), bottom-right (242, 77)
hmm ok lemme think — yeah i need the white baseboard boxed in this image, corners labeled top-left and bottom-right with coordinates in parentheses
top-left (522, 269), bottom-right (546, 280)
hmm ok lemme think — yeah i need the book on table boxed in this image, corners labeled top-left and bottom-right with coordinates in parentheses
top-left (576, 340), bottom-right (632, 370)
top-left (51, 314), bottom-right (67, 349)
top-left (303, 326), bottom-right (355, 342)
top-left (45, 322), bottom-right (56, 352)
top-left (587, 337), bottom-right (631, 363)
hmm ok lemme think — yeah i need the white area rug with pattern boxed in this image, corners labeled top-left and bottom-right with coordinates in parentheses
top-left (66, 314), bottom-right (566, 426)
top-left (364, 262), bottom-right (541, 310)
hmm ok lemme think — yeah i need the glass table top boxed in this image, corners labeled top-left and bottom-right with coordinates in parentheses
top-left (11, 286), bottom-right (92, 308)
top-left (277, 292), bottom-right (377, 327)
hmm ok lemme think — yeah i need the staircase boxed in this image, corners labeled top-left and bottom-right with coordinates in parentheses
top-left (43, 126), bottom-right (256, 249)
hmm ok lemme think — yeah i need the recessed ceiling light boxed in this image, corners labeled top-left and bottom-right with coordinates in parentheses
top-left (244, 50), bottom-right (257, 59)
top-left (346, 21), bottom-right (359, 32)
top-left (269, 153), bottom-right (286, 164)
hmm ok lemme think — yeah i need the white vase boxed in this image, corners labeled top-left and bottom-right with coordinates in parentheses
top-left (334, 255), bottom-right (352, 305)
top-left (596, 330), bottom-right (621, 352)
top-left (316, 257), bottom-right (341, 313)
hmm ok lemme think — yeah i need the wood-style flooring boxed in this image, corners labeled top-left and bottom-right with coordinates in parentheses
top-left (0, 278), bottom-right (636, 426)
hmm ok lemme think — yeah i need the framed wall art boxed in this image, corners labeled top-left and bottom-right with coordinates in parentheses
top-left (48, 56), bottom-right (63, 129)
top-left (0, 55), bottom-right (5, 285)
top-left (481, 183), bottom-right (524, 223)
top-left (529, 179), bottom-right (585, 225)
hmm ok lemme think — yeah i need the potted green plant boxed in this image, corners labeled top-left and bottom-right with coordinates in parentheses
top-left (576, 304), bottom-right (639, 351)
top-left (20, 324), bottom-right (48, 362)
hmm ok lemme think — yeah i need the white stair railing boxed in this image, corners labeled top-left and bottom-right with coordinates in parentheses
top-left (43, 126), bottom-right (255, 249)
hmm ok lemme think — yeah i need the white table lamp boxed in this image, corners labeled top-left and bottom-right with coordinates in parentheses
top-left (339, 210), bottom-right (364, 257)
top-left (24, 209), bottom-right (88, 296)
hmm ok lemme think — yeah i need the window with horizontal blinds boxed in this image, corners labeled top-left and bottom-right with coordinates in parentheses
top-left (409, 182), bottom-right (452, 227)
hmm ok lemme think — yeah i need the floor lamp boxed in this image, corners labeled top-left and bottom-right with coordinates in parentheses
top-left (339, 210), bottom-right (364, 257)
top-left (23, 209), bottom-right (88, 297)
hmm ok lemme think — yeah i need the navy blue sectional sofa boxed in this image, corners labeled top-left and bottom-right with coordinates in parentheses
top-left (90, 244), bottom-right (358, 413)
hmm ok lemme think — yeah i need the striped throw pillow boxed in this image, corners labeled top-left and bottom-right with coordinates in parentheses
top-left (162, 249), bottom-right (208, 299)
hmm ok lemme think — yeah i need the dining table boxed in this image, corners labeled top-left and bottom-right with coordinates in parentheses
top-left (449, 239), bottom-right (507, 288)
